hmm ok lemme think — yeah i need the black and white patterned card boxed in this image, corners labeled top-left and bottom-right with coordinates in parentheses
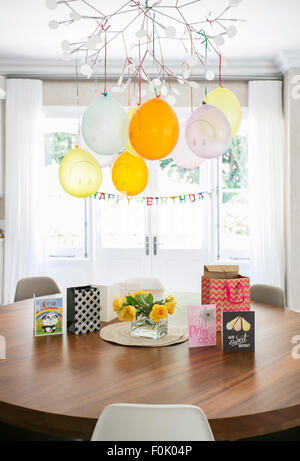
top-left (222, 311), bottom-right (255, 352)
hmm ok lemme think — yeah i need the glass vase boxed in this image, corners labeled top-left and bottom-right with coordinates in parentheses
top-left (131, 314), bottom-right (168, 340)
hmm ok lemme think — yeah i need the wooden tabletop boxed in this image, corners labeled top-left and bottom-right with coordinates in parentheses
top-left (0, 294), bottom-right (299, 441)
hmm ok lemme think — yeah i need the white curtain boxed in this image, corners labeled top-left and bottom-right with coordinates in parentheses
top-left (4, 79), bottom-right (45, 304)
top-left (248, 81), bottom-right (285, 291)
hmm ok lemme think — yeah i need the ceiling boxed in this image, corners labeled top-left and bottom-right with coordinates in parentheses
top-left (0, 0), bottom-right (300, 78)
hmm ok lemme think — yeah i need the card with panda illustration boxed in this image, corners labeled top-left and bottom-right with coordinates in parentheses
top-left (222, 311), bottom-right (255, 352)
top-left (34, 296), bottom-right (64, 336)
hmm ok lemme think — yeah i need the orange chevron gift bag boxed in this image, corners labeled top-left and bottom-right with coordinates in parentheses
top-left (201, 265), bottom-right (250, 331)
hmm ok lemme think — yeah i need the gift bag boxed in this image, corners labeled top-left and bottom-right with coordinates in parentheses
top-left (201, 265), bottom-right (250, 331)
top-left (67, 285), bottom-right (101, 334)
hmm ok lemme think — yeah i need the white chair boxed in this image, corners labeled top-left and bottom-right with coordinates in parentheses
top-left (91, 404), bottom-right (214, 441)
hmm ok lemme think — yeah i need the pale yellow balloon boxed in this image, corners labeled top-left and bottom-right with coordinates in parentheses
top-left (202, 87), bottom-right (242, 138)
top-left (125, 105), bottom-right (139, 155)
top-left (59, 146), bottom-right (102, 198)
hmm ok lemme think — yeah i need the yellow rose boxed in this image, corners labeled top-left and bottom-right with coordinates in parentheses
top-left (165, 301), bottom-right (176, 315)
top-left (150, 304), bottom-right (168, 323)
top-left (113, 297), bottom-right (125, 312)
top-left (166, 295), bottom-right (175, 303)
top-left (134, 290), bottom-right (150, 297)
top-left (118, 305), bottom-right (137, 322)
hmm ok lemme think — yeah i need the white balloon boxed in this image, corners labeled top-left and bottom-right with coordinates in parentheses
top-left (49, 20), bottom-right (59, 30)
top-left (205, 70), bottom-right (215, 81)
top-left (45, 0), bottom-right (57, 10)
top-left (61, 40), bottom-right (70, 51)
top-left (70, 11), bottom-right (82, 21)
top-left (227, 25), bottom-right (237, 38)
top-left (166, 94), bottom-right (176, 106)
top-left (165, 26), bottom-right (177, 38)
top-left (82, 96), bottom-right (129, 156)
top-left (172, 122), bottom-right (205, 169)
top-left (81, 63), bottom-right (92, 77)
top-left (214, 35), bottom-right (225, 46)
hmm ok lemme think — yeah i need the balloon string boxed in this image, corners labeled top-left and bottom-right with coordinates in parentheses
top-left (190, 68), bottom-right (193, 112)
top-left (198, 29), bottom-right (208, 102)
top-left (139, 39), bottom-right (142, 105)
top-left (104, 32), bottom-right (107, 95)
top-left (219, 52), bottom-right (223, 88)
top-left (153, 12), bottom-right (155, 65)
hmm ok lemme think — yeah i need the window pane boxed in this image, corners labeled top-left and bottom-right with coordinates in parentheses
top-left (156, 159), bottom-right (208, 250)
top-left (44, 132), bottom-right (87, 258)
top-left (221, 191), bottom-right (249, 255)
top-left (99, 166), bottom-right (146, 249)
top-left (222, 135), bottom-right (248, 189)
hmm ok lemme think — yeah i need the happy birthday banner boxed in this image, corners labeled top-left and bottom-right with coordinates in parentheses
top-left (89, 190), bottom-right (213, 205)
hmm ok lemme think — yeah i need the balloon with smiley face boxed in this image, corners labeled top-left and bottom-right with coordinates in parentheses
top-left (185, 104), bottom-right (232, 159)
top-left (59, 146), bottom-right (102, 197)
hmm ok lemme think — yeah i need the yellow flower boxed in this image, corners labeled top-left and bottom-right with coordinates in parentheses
top-left (113, 297), bottom-right (125, 312)
top-left (150, 304), bottom-right (168, 323)
top-left (134, 290), bottom-right (150, 297)
top-left (165, 301), bottom-right (176, 315)
top-left (118, 305), bottom-right (137, 322)
top-left (166, 295), bottom-right (175, 303)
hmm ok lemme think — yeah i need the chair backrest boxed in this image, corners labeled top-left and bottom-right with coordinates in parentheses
top-left (14, 277), bottom-right (61, 302)
top-left (250, 284), bottom-right (285, 308)
top-left (91, 404), bottom-right (214, 441)
top-left (125, 277), bottom-right (164, 291)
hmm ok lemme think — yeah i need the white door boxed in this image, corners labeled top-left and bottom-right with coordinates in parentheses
top-left (149, 160), bottom-right (211, 292)
top-left (96, 158), bottom-right (211, 291)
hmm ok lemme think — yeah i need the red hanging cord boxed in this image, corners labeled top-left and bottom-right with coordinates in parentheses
top-left (138, 40), bottom-right (142, 105)
top-left (219, 52), bottom-right (223, 88)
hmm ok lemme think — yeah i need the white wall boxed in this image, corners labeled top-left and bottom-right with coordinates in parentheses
top-left (284, 68), bottom-right (300, 310)
top-left (43, 79), bottom-right (249, 107)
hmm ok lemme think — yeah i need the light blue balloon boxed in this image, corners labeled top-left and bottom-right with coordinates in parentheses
top-left (82, 96), bottom-right (129, 156)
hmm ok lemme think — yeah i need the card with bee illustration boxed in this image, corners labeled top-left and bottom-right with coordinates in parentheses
top-left (222, 311), bottom-right (255, 352)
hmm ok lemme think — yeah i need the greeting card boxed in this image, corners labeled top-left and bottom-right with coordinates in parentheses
top-left (34, 296), bottom-right (63, 336)
top-left (188, 305), bottom-right (216, 348)
top-left (222, 311), bottom-right (255, 352)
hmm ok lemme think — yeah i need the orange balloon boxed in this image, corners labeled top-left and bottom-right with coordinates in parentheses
top-left (129, 97), bottom-right (179, 160)
top-left (112, 151), bottom-right (149, 196)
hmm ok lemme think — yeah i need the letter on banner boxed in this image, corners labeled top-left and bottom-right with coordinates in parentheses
top-left (188, 194), bottom-right (196, 202)
top-left (99, 192), bottom-right (106, 200)
top-left (179, 195), bottom-right (186, 203)
top-left (108, 194), bottom-right (115, 201)
top-left (147, 197), bottom-right (153, 206)
top-left (171, 196), bottom-right (177, 204)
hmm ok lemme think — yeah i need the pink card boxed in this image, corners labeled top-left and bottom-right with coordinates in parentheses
top-left (188, 305), bottom-right (217, 348)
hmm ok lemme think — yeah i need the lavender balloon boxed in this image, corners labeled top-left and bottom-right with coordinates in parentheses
top-left (172, 121), bottom-right (205, 169)
top-left (185, 104), bottom-right (232, 159)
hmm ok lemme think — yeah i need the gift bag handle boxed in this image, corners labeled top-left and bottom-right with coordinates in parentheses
top-left (225, 281), bottom-right (245, 304)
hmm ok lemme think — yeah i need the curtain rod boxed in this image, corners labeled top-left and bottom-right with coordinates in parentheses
top-left (5, 74), bottom-right (283, 82)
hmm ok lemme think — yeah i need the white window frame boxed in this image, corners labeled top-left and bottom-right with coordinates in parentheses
top-left (212, 107), bottom-right (250, 262)
top-left (43, 105), bottom-right (92, 261)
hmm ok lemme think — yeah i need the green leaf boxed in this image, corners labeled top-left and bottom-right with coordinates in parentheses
top-left (126, 295), bottom-right (138, 306)
top-left (146, 293), bottom-right (153, 305)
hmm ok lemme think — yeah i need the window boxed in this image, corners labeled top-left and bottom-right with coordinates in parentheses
top-left (217, 112), bottom-right (249, 260)
top-left (44, 131), bottom-right (88, 259)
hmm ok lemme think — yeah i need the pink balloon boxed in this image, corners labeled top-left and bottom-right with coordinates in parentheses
top-left (172, 121), bottom-right (205, 169)
top-left (185, 104), bottom-right (232, 159)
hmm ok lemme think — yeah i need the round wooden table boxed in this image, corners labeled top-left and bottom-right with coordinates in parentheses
top-left (0, 293), bottom-right (299, 441)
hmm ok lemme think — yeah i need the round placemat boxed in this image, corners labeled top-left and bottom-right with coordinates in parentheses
top-left (100, 322), bottom-right (188, 347)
